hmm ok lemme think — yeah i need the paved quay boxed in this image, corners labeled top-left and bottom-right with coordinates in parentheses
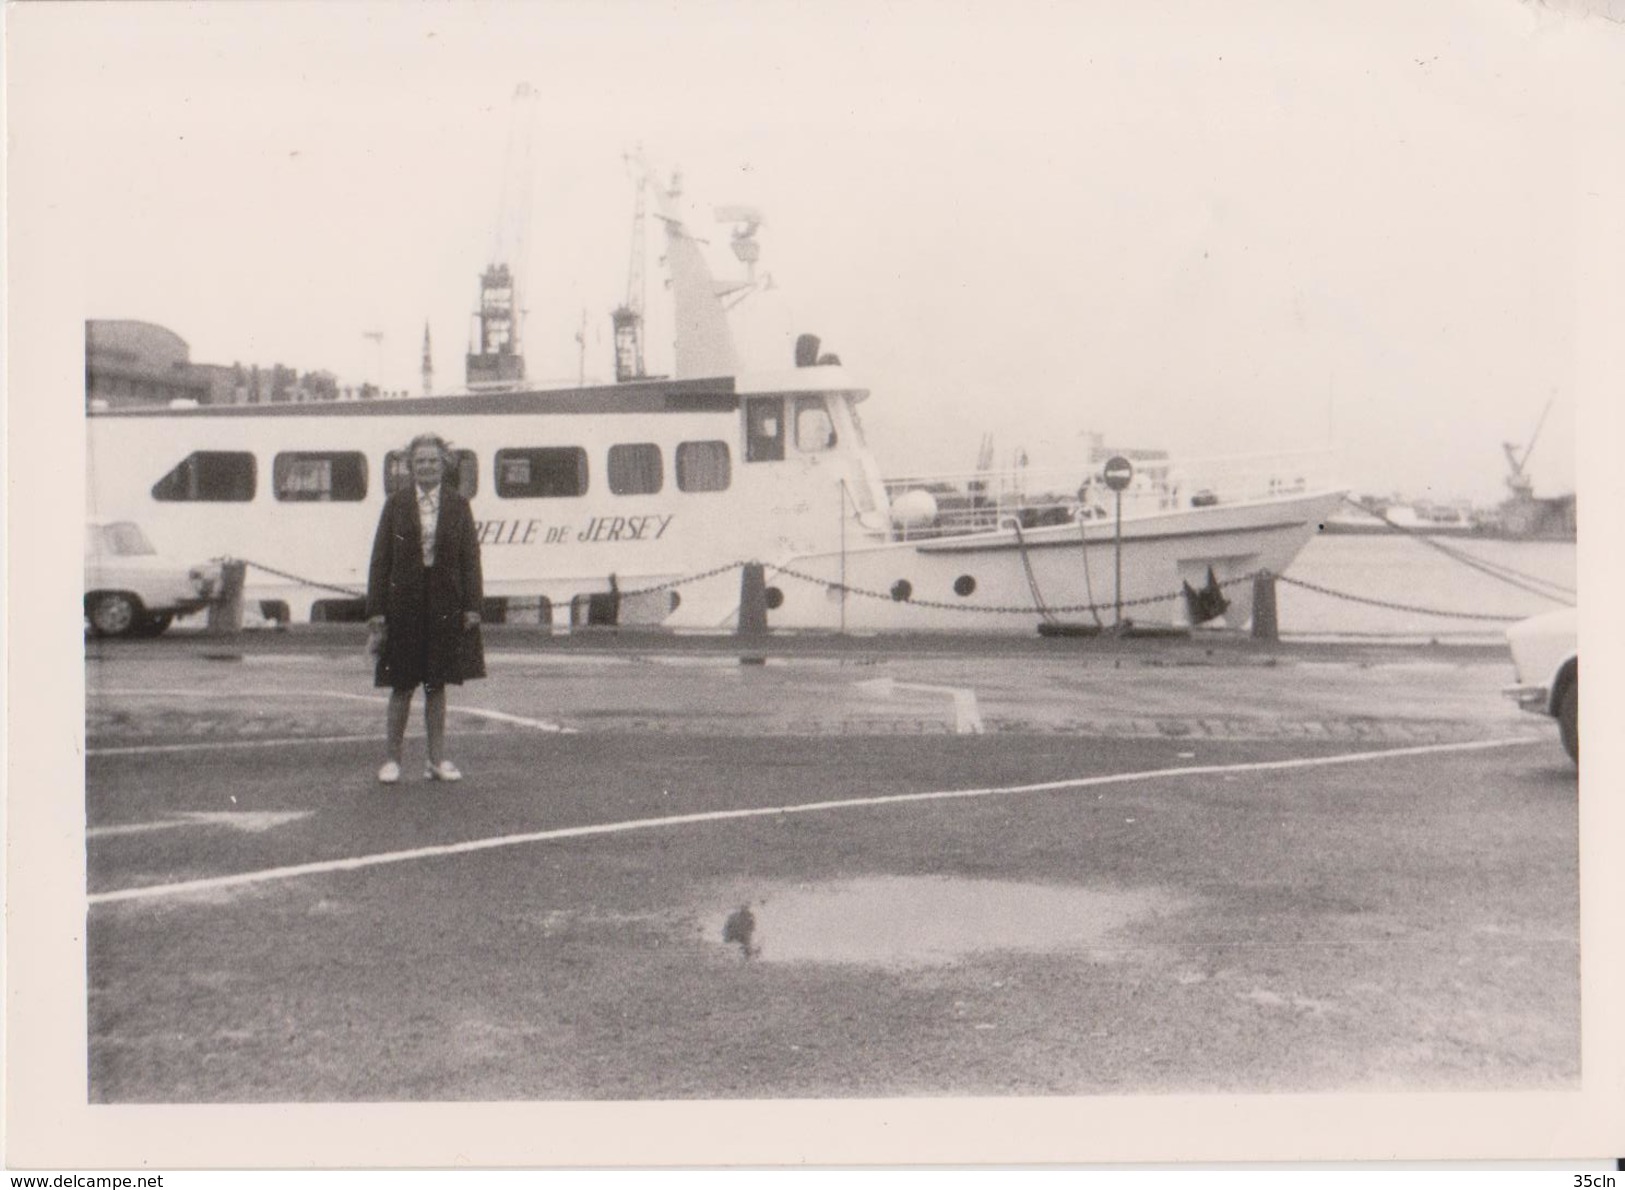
top-left (87, 622), bottom-right (1533, 742)
top-left (84, 626), bottom-right (1576, 1101)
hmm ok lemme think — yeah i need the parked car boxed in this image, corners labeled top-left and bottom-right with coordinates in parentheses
top-left (85, 519), bottom-right (222, 638)
top-left (1504, 606), bottom-right (1578, 766)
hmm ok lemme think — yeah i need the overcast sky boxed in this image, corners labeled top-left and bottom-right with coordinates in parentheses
top-left (10, 0), bottom-right (1621, 504)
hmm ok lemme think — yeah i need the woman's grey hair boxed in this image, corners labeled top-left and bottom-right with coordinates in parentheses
top-left (405, 432), bottom-right (453, 462)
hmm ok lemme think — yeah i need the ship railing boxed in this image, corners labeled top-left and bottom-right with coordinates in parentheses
top-left (883, 450), bottom-right (1338, 542)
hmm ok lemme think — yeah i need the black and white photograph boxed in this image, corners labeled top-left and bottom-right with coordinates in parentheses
top-left (6, 0), bottom-right (1625, 1171)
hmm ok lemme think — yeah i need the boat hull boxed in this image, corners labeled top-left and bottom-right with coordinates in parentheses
top-left (651, 489), bottom-right (1344, 635)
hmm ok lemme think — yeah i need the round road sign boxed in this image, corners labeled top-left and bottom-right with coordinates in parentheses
top-left (1103, 455), bottom-right (1134, 492)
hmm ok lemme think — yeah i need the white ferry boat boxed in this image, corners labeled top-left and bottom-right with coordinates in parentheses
top-left (85, 182), bottom-right (1344, 636)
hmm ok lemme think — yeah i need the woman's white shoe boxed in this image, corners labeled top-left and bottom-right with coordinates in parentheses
top-left (424, 760), bottom-right (463, 782)
top-left (377, 760), bottom-right (402, 785)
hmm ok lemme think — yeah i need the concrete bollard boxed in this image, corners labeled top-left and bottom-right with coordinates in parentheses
top-left (1251, 570), bottom-right (1279, 642)
top-left (206, 559), bottom-right (247, 635)
top-left (737, 563), bottom-right (769, 638)
top-left (737, 563), bottom-right (768, 663)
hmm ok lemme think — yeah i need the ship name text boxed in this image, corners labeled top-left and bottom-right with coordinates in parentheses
top-left (472, 514), bottom-right (675, 547)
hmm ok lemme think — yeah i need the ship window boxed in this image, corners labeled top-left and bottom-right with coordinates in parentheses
top-left (794, 396), bottom-right (837, 452)
top-left (495, 447), bottom-right (589, 499)
top-left (676, 440), bottom-right (731, 492)
top-left (745, 397), bottom-right (785, 462)
top-left (273, 451), bottom-right (368, 502)
top-left (384, 449), bottom-right (478, 498)
top-left (151, 451), bottom-right (256, 502)
top-left (608, 443), bottom-right (663, 495)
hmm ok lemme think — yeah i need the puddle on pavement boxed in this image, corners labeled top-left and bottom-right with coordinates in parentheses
top-left (705, 876), bottom-right (1175, 967)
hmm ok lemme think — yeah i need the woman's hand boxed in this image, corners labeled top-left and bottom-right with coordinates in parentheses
top-left (463, 610), bottom-right (481, 631)
top-left (365, 617), bottom-right (387, 658)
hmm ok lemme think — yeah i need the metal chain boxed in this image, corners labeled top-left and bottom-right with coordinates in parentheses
top-left (1273, 573), bottom-right (1525, 622)
top-left (617, 560), bottom-right (750, 598)
top-left (224, 558), bottom-right (367, 599)
top-left (225, 557), bottom-right (748, 604)
top-left (769, 561), bottom-right (1240, 615)
top-left (221, 555), bottom-right (1534, 624)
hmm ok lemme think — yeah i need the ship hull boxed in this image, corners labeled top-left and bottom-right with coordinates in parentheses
top-left (651, 489), bottom-right (1343, 634)
top-left (86, 375), bottom-right (1340, 636)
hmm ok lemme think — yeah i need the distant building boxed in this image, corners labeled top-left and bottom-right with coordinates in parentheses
top-left (86, 319), bottom-right (354, 408)
top-left (85, 320), bottom-right (211, 408)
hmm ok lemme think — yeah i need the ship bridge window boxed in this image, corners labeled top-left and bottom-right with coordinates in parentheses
top-left (274, 451), bottom-right (368, 502)
top-left (676, 440), bottom-right (731, 493)
top-left (794, 396), bottom-right (837, 452)
top-left (151, 451), bottom-right (256, 502)
top-left (745, 397), bottom-right (786, 462)
top-left (384, 449), bottom-right (478, 498)
top-left (495, 447), bottom-right (589, 499)
top-left (608, 443), bottom-right (663, 495)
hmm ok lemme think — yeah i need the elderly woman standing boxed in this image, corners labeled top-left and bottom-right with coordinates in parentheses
top-left (367, 432), bottom-right (485, 784)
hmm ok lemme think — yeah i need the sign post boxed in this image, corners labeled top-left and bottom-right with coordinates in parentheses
top-left (1102, 455), bottom-right (1134, 628)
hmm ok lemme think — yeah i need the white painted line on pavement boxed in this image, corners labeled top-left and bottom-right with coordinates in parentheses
top-left (90, 734), bottom-right (384, 758)
top-left (92, 688), bottom-right (573, 734)
top-left (88, 810), bottom-right (314, 838)
top-left (314, 691), bottom-right (575, 734)
top-left (853, 677), bottom-right (984, 734)
top-left (88, 735), bottom-right (1539, 906)
top-left (894, 682), bottom-right (984, 735)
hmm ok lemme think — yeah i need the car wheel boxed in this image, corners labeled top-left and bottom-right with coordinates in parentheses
top-left (1558, 681), bottom-right (1578, 767)
top-left (89, 592), bottom-right (143, 638)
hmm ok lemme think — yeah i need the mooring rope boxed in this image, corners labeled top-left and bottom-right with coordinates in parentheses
top-left (1337, 497), bottom-right (1575, 604)
top-left (1010, 522), bottom-right (1058, 625)
top-left (1075, 519), bottom-right (1107, 629)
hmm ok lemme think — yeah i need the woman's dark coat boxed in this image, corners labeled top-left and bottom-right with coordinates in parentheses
top-left (366, 485), bottom-right (486, 689)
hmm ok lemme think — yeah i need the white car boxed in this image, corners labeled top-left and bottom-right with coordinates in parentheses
top-left (1504, 606), bottom-right (1578, 766)
top-left (85, 519), bottom-right (222, 638)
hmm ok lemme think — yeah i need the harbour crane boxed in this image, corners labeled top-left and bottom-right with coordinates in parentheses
top-left (1502, 397), bottom-right (1554, 498)
top-left (466, 83), bottom-right (537, 392)
top-left (611, 155), bottom-right (649, 382)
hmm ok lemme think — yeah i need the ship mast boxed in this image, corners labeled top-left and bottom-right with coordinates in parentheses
top-left (420, 321), bottom-right (434, 397)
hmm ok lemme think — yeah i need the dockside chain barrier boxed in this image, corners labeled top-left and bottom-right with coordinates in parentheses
top-left (200, 552), bottom-right (1564, 641)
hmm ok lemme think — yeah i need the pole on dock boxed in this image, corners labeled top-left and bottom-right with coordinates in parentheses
top-left (1102, 456), bottom-right (1134, 629)
top-left (1251, 570), bottom-right (1279, 642)
top-left (206, 559), bottom-right (246, 636)
top-left (1113, 491), bottom-right (1123, 627)
top-left (839, 480), bottom-right (848, 635)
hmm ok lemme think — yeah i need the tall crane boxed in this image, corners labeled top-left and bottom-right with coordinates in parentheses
top-left (611, 157), bottom-right (648, 383)
top-left (1502, 397), bottom-right (1554, 499)
top-left (466, 83), bottom-right (537, 392)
